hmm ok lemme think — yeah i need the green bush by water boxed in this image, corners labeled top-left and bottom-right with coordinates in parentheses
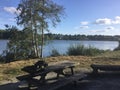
top-left (50, 49), bottom-right (61, 57)
top-left (67, 44), bottom-right (104, 56)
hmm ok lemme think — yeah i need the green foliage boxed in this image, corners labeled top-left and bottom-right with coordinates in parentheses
top-left (114, 41), bottom-right (120, 51)
top-left (17, 0), bottom-right (64, 58)
top-left (67, 44), bottom-right (104, 56)
top-left (1, 30), bottom-right (120, 41)
top-left (0, 55), bottom-right (5, 63)
top-left (45, 34), bottom-right (120, 41)
top-left (0, 30), bottom-right (10, 39)
top-left (50, 49), bottom-right (61, 57)
top-left (1, 25), bottom-right (37, 62)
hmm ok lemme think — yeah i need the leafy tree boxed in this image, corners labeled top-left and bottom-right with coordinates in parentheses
top-left (114, 41), bottom-right (120, 51)
top-left (17, 0), bottom-right (64, 58)
top-left (2, 25), bottom-right (35, 62)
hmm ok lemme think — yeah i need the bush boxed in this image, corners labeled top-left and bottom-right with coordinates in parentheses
top-left (50, 49), bottom-right (61, 57)
top-left (67, 44), bottom-right (104, 56)
top-left (114, 41), bottom-right (120, 51)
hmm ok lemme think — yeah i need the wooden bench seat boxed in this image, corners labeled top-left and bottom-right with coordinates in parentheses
top-left (39, 73), bottom-right (86, 90)
top-left (16, 74), bottom-right (39, 89)
top-left (17, 73), bottom-right (86, 90)
top-left (16, 61), bottom-right (83, 90)
top-left (16, 74), bottom-right (31, 81)
top-left (91, 64), bottom-right (120, 73)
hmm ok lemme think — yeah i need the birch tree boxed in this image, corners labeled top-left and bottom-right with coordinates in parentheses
top-left (17, 0), bottom-right (64, 58)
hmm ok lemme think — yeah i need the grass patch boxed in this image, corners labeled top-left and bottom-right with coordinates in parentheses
top-left (95, 50), bottom-right (120, 59)
top-left (0, 50), bottom-right (120, 83)
top-left (67, 44), bottom-right (104, 56)
top-left (50, 49), bottom-right (61, 57)
top-left (92, 50), bottom-right (120, 65)
top-left (3, 68), bottom-right (21, 75)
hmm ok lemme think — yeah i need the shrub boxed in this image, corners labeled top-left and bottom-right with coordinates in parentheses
top-left (50, 49), bottom-right (61, 57)
top-left (0, 53), bottom-right (7, 63)
top-left (86, 46), bottom-right (104, 56)
top-left (114, 41), bottom-right (120, 51)
top-left (67, 44), bottom-right (104, 56)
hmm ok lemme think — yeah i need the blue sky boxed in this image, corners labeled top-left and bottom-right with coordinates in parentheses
top-left (0, 0), bottom-right (120, 35)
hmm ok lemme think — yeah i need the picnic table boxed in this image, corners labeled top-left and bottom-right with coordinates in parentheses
top-left (22, 61), bottom-right (78, 79)
top-left (91, 64), bottom-right (120, 74)
top-left (16, 61), bottom-right (85, 90)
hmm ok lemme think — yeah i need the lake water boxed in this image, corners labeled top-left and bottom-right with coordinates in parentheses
top-left (0, 40), bottom-right (119, 57)
top-left (0, 40), bottom-right (9, 54)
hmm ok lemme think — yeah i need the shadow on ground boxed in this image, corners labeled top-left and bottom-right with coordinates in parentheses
top-left (58, 72), bottom-right (120, 90)
top-left (0, 82), bottom-right (20, 90)
top-left (1, 72), bottom-right (120, 90)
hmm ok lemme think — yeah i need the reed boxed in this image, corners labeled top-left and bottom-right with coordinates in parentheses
top-left (67, 44), bottom-right (104, 56)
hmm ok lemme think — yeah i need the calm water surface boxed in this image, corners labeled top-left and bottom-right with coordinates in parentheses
top-left (0, 40), bottom-right (119, 57)
top-left (44, 40), bottom-right (119, 56)
top-left (0, 40), bottom-right (9, 54)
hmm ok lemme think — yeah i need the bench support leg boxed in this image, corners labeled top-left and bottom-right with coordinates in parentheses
top-left (40, 74), bottom-right (46, 83)
top-left (70, 67), bottom-right (74, 75)
top-left (56, 69), bottom-right (65, 78)
top-left (92, 68), bottom-right (98, 74)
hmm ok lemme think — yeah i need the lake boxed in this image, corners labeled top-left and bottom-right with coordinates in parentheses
top-left (0, 40), bottom-right (119, 57)
top-left (0, 40), bottom-right (9, 55)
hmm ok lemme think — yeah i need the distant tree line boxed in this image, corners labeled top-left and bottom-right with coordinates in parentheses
top-left (45, 33), bottom-right (120, 41)
top-left (0, 29), bottom-right (12, 39)
top-left (0, 30), bottom-right (120, 41)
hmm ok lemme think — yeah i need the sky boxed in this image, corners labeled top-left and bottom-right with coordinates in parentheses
top-left (0, 0), bottom-right (120, 35)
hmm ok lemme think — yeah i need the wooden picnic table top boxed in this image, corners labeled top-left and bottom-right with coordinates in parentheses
top-left (17, 61), bottom-right (84, 90)
top-left (48, 61), bottom-right (78, 68)
top-left (91, 64), bottom-right (120, 67)
top-left (22, 61), bottom-right (79, 75)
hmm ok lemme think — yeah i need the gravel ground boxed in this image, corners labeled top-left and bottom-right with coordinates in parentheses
top-left (58, 72), bottom-right (120, 90)
top-left (1, 72), bottom-right (120, 90)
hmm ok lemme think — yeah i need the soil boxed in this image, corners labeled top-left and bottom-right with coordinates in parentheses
top-left (1, 72), bottom-right (120, 90)
top-left (58, 72), bottom-right (120, 90)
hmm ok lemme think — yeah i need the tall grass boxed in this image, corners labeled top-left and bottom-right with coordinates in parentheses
top-left (67, 44), bottom-right (104, 56)
top-left (50, 49), bottom-right (61, 57)
top-left (114, 41), bottom-right (120, 51)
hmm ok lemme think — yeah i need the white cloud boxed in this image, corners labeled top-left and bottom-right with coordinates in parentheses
top-left (73, 27), bottom-right (120, 35)
top-left (88, 26), bottom-right (120, 35)
top-left (74, 25), bottom-right (89, 30)
top-left (80, 26), bottom-right (89, 29)
top-left (74, 21), bottom-right (89, 30)
top-left (91, 26), bottom-right (115, 33)
top-left (80, 21), bottom-right (89, 25)
top-left (112, 16), bottom-right (120, 24)
top-left (95, 18), bottom-right (112, 25)
top-left (9, 18), bottom-right (16, 22)
top-left (74, 16), bottom-right (120, 35)
top-left (90, 29), bottom-right (106, 33)
top-left (105, 26), bottom-right (114, 30)
top-left (94, 16), bottom-right (120, 25)
top-left (4, 7), bottom-right (20, 15)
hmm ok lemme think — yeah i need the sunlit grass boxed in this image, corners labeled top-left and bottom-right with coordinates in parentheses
top-left (0, 50), bottom-right (120, 82)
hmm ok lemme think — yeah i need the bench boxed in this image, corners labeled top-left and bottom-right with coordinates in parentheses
top-left (17, 73), bottom-right (86, 90)
top-left (16, 61), bottom-right (82, 89)
top-left (20, 61), bottom-right (78, 81)
top-left (91, 64), bottom-right (120, 73)
top-left (16, 74), bottom-right (38, 89)
top-left (40, 73), bottom-right (86, 90)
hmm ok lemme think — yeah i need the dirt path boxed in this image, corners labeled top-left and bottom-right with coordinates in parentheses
top-left (1, 72), bottom-right (120, 90)
top-left (58, 72), bottom-right (120, 90)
